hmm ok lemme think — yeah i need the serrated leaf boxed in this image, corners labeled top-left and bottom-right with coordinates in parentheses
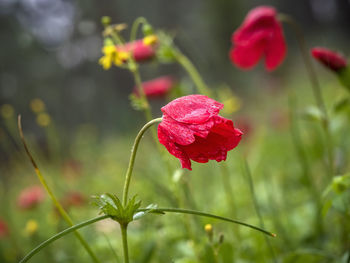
top-left (92, 194), bottom-right (120, 218)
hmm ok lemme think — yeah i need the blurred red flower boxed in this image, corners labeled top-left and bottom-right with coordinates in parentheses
top-left (62, 191), bottom-right (86, 209)
top-left (311, 47), bottom-right (347, 72)
top-left (0, 218), bottom-right (9, 238)
top-left (117, 37), bottom-right (157, 62)
top-left (229, 6), bottom-right (286, 71)
top-left (17, 186), bottom-right (45, 210)
top-left (134, 76), bottom-right (175, 98)
top-left (158, 95), bottom-right (242, 170)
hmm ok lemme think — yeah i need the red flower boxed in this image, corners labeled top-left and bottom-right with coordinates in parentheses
top-left (17, 186), bottom-right (45, 210)
top-left (158, 95), bottom-right (243, 170)
top-left (134, 76), bottom-right (175, 98)
top-left (62, 191), bottom-right (86, 209)
top-left (311, 47), bottom-right (347, 72)
top-left (0, 218), bottom-right (9, 238)
top-left (229, 6), bottom-right (286, 71)
top-left (117, 37), bottom-right (157, 62)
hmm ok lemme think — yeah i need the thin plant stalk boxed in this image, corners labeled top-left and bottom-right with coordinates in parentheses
top-left (279, 13), bottom-right (334, 177)
top-left (17, 115), bottom-right (101, 263)
top-left (139, 207), bottom-right (276, 237)
top-left (288, 94), bottom-right (323, 206)
top-left (242, 159), bottom-right (277, 263)
top-left (120, 224), bottom-right (130, 263)
top-left (130, 17), bottom-right (148, 42)
top-left (122, 118), bottom-right (163, 206)
top-left (174, 49), bottom-right (212, 97)
top-left (19, 215), bottom-right (109, 263)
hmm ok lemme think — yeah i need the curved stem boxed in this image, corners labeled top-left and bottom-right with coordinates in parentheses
top-left (17, 115), bottom-right (101, 263)
top-left (173, 49), bottom-right (212, 97)
top-left (122, 118), bottom-right (163, 206)
top-left (130, 17), bottom-right (148, 42)
top-left (129, 50), bottom-right (174, 189)
top-left (138, 207), bottom-right (276, 237)
top-left (19, 215), bottom-right (109, 263)
top-left (279, 14), bottom-right (334, 176)
top-left (120, 224), bottom-right (129, 263)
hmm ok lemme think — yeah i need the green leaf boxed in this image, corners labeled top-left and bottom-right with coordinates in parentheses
top-left (129, 93), bottom-right (148, 111)
top-left (338, 66), bottom-right (350, 92)
top-left (333, 97), bottom-right (350, 113)
top-left (92, 194), bottom-right (121, 219)
top-left (302, 106), bottom-right (325, 123)
top-left (155, 31), bottom-right (177, 63)
top-left (133, 204), bottom-right (163, 221)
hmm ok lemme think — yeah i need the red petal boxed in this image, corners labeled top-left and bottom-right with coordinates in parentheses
top-left (161, 95), bottom-right (223, 124)
top-left (179, 119), bottom-right (242, 164)
top-left (158, 124), bottom-right (192, 170)
top-left (311, 47), bottom-right (347, 71)
top-left (230, 41), bottom-right (265, 69)
top-left (264, 25), bottom-right (287, 71)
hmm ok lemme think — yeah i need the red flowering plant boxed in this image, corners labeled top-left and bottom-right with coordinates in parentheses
top-left (311, 47), bottom-right (347, 72)
top-left (133, 76), bottom-right (175, 98)
top-left (229, 6), bottom-right (286, 71)
top-left (17, 185), bottom-right (45, 210)
top-left (311, 47), bottom-right (350, 91)
top-left (158, 95), bottom-right (242, 170)
top-left (18, 16), bottom-right (277, 263)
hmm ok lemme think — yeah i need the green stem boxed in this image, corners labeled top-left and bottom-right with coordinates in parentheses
top-left (130, 17), bottom-right (148, 42)
top-left (279, 13), bottom-right (334, 176)
top-left (288, 94), bottom-right (323, 204)
top-left (120, 224), bottom-right (130, 263)
top-left (17, 115), bottom-right (101, 263)
top-left (174, 49), bottom-right (212, 97)
top-left (19, 215), bottom-right (109, 263)
top-left (139, 207), bottom-right (276, 237)
top-left (131, 68), bottom-right (153, 122)
top-left (122, 118), bottom-right (163, 206)
top-left (242, 159), bottom-right (277, 263)
top-left (130, 48), bottom-right (174, 189)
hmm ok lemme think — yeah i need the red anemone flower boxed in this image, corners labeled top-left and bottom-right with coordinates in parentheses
top-left (117, 39), bottom-right (156, 62)
top-left (134, 76), bottom-right (175, 98)
top-left (229, 6), bottom-right (286, 71)
top-left (17, 186), bottom-right (45, 210)
top-left (311, 47), bottom-right (347, 72)
top-left (158, 95), bottom-right (243, 170)
top-left (0, 219), bottom-right (9, 238)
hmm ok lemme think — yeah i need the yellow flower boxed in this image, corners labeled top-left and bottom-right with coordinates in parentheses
top-left (30, 98), bottom-right (45, 113)
top-left (114, 51), bottom-right (130, 65)
top-left (143, 35), bottom-right (158, 46)
top-left (24, 220), bottom-right (38, 236)
top-left (1, 104), bottom-right (14, 119)
top-left (99, 45), bottom-right (117, 70)
top-left (36, 113), bottom-right (51, 127)
top-left (204, 224), bottom-right (213, 233)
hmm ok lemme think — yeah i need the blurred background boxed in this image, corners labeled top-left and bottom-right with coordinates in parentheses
top-left (1, 0), bottom-right (350, 262)
top-left (1, 0), bottom-right (349, 137)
